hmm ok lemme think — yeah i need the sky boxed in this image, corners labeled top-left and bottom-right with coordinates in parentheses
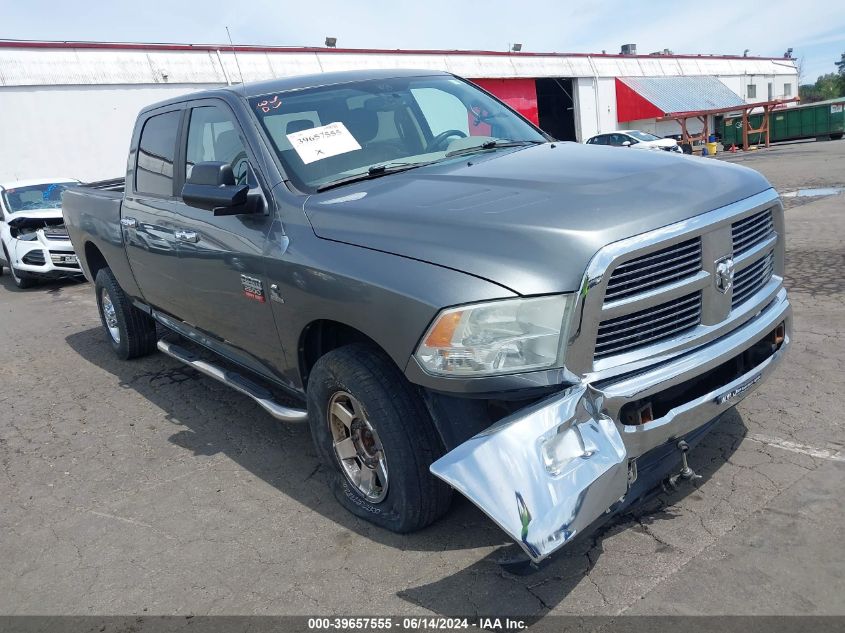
top-left (2, 0), bottom-right (844, 83)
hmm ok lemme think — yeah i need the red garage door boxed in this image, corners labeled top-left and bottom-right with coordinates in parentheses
top-left (470, 78), bottom-right (540, 126)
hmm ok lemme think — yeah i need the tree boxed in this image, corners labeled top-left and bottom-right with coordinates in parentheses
top-left (800, 72), bottom-right (845, 103)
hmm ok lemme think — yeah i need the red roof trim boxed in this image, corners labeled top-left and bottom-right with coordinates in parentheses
top-left (0, 39), bottom-right (791, 62)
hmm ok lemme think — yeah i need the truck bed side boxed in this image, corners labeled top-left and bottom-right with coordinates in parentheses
top-left (62, 180), bottom-right (142, 298)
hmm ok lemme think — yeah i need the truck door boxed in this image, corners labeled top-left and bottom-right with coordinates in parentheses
top-left (123, 107), bottom-right (195, 319)
top-left (171, 102), bottom-right (287, 377)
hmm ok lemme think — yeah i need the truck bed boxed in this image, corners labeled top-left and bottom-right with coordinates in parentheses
top-left (62, 178), bottom-right (139, 294)
top-left (83, 177), bottom-right (126, 193)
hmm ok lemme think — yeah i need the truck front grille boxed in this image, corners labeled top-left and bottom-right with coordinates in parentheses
top-left (595, 292), bottom-right (702, 359)
top-left (580, 195), bottom-right (785, 370)
top-left (732, 209), bottom-right (774, 255)
top-left (604, 237), bottom-right (702, 301)
top-left (732, 253), bottom-right (774, 309)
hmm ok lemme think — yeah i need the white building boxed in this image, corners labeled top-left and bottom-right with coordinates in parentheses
top-left (0, 40), bottom-right (798, 182)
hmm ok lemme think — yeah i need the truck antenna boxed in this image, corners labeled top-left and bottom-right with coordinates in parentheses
top-left (225, 26), bottom-right (245, 85)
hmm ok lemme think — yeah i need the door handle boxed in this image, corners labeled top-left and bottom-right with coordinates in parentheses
top-left (120, 217), bottom-right (138, 228)
top-left (175, 230), bottom-right (199, 243)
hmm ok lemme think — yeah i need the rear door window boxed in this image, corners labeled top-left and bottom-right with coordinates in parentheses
top-left (135, 110), bottom-right (181, 197)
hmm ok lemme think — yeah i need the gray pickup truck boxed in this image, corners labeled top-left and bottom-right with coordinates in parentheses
top-left (63, 69), bottom-right (791, 565)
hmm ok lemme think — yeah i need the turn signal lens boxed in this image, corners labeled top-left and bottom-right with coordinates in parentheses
top-left (423, 312), bottom-right (463, 348)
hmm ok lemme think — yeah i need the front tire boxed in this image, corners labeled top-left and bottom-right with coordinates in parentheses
top-left (9, 265), bottom-right (36, 289)
top-left (94, 268), bottom-right (158, 360)
top-left (307, 344), bottom-right (452, 533)
top-left (2, 244), bottom-right (35, 289)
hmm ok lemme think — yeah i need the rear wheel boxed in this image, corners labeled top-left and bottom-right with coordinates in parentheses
top-left (306, 344), bottom-right (452, 533)
top-left (94, 267), bottom-right (158, 360)
top-left (831, 133), bottom-right (843, 141)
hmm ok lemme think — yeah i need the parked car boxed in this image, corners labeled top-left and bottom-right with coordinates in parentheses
top-left (63, 69), bottom-right (791, 565)
top-left (586, 130), bottom-right (682, 153)
top-left (0, 178), bottom-right (83, 288)
top-left (663, 133), bottom-right (694, 154)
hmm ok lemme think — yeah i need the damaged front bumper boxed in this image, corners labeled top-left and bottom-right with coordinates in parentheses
top-left (8, 232), bottom-right (81, 277)
top-left (431, 289), bottom-right (791, 563)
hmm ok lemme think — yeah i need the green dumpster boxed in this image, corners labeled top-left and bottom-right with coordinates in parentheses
top-left (721, 97), bottom-right (845, 146)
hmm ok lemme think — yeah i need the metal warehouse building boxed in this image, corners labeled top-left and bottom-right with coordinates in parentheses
top-left (0, 40), bottom-right (798, 182)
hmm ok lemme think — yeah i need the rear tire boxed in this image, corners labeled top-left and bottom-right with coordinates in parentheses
top-left (94, 267), bottom-right (157, 360)
top-left (306, 344), bottom-right (452, 533)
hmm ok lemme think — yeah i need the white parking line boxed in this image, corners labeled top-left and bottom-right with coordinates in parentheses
top-left (745, 433), bottom-right (845, 462)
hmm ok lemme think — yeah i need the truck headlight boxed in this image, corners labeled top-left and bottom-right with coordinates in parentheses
top-left (415, 295), bottom-right (575, 377)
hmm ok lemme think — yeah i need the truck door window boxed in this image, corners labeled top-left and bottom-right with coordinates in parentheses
top-left (186, 106), bottom-right (249, 185)
top-left (136, 110), bottom-right (181, 197)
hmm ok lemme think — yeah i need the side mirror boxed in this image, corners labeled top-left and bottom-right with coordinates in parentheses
top-left (181, 162), bottom-right (249, 215)
top-left (621, 140), bottom-right (632, 147)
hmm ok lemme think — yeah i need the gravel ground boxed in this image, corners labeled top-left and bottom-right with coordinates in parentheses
top-left (1, 139), bottom-right (843, 622)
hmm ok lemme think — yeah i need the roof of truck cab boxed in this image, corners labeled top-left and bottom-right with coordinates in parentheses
top-left (139, 69), bottom-right (452, 114)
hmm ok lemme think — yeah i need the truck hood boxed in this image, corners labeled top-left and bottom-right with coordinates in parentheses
top-left (303, 143), bottom-right (772, 295)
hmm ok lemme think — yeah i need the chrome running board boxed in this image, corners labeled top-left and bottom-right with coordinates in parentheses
top-left (156, 339), bottom-right (309, 423)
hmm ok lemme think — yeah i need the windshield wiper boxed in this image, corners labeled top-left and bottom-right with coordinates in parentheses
top-left (445, 139), bottom-right (545, 157)
top-left (315, 161), bottom-right (437, 192)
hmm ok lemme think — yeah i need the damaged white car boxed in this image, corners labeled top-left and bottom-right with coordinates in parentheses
top-left (0, 178), bottom-right (83, 289)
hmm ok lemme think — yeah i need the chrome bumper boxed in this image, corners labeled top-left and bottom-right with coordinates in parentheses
top-left (431, 289), bottom-right (791, 563)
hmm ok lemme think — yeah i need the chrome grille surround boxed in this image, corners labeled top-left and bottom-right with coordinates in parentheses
top-left (564, 189), bottom-right (785, 383)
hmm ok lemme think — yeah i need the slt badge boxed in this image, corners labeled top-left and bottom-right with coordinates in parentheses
top-left (715, 256), bottom-right (735, 294)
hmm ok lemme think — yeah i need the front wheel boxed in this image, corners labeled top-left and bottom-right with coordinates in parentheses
top-left (94, 267), bottom-right (158, 360)
top-left (307, 344), bottom-right (452, 533)
top-left (3, 244), bottom-right (35, 289)
top-left (10, 266), bottom-right (36, 289)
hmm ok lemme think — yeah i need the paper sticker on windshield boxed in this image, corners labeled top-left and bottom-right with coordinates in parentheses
top-left (286, 122), bottom-right (361, 164)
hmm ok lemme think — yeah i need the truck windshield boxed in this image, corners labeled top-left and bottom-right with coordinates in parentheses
top-left (2, 182), bottom-right (76, 213)
top-left (248, 75), bottom-right (546, 193)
